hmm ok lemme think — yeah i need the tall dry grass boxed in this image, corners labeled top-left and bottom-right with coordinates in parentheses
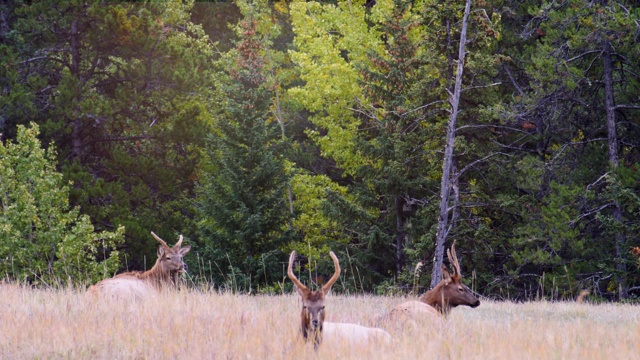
top-left (0, 283), bottom-right (638, 359)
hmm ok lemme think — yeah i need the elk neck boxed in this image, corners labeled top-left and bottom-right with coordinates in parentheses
top-left (419, 280), bottom-right (450, 314)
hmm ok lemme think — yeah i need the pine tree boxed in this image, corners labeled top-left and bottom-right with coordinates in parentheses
top-left (196, 1), bottom-right (293, 291)
top-left (351, 0), bottom-right (437, 277)
top-left (506, 0), bottom-right (640, 300)
top-left (3, 1), bottom-right (214, 271)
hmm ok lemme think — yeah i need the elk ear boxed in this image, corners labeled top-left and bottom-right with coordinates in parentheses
top-left (294, 284), bottom-right (309, 298)
top-left (157, 246), bottom-right (165, 258)
top-left (179, 246), bottom-right (191, 256)
top-left (441, 264), bottom-right (452, 284)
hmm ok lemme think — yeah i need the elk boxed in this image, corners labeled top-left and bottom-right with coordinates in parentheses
top-left (288, 250), bottom-right (391, 349)
top-left (417, 240), bottom-right (480, 314)
top-left (88, 231), bottom-right (191, 299)
top-left (385, 240), bottom-right (479, 323)
top-left (576, 289), bottom-right (590, 304)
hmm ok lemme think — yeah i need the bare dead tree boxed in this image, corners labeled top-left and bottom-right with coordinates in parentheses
top-left (430, 0), bottom-right (472, 288)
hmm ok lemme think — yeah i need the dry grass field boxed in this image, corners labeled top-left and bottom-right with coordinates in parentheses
top-left (1, 283), bottom-right (638, 359)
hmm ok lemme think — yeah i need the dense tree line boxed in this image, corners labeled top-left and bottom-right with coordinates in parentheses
top-left (1, 0), bottom-right (639, 301)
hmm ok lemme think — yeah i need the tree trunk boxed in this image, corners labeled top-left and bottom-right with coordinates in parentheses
top-left (0, 1), bottom-right (9, 40)
top-left (0, 1), bottom-right (8, 141)
top-left (395, 195), bottom-right (406, 277)
top-left (430, 0), bottom-right (471, 289)
top-left (272, 87), bottom-right (295, 217)
top-left (69, 19), bottom-right (83, 161)
top-left (602, 40), bottom-right (627, 300)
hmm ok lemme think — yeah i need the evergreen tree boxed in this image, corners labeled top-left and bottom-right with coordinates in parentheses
top-left (196, 0), bottom-right (293, 291)
top-left (350, 0), bottom-right (438, 279)
top-left (504, 0), bottom-right (640, 300)
top-left (3, 1), bottom-right (214, 270)
top-left (288, 0), bottom-right (502, 291)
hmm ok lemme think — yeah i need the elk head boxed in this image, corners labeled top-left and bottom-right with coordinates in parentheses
top-left (288, 250), bottom-right (340, 349)
top-left (420, 240), bottom-right (480, 315)
top-left (151, 231), bottom-right (191, 279)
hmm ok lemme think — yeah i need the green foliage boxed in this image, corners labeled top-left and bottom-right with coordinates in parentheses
top-left (290, 0), bottom-right (502, 288)
top-left (288, 0), bottom-right (381, 175)
top-left (290, 171), bottom-right (349, 257)
top-left (511, 181), bottom-right (583, 269)
top-left (0, 123), bottom-right (123, 285)
top-left (2, 0), bottom-right (639, 300)
top-left (196, 0), bottom-right (293, 291)
top-left (490, 0), bottom-right (640, 300)
top-left (3, 1), bottom-right (215, 271)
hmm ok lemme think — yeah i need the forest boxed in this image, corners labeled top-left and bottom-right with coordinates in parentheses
top-left (1, 0), bottom-right (639, 302)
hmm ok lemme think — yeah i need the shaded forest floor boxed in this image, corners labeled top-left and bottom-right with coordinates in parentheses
top-left (0, 284), bottom-right (638, 359)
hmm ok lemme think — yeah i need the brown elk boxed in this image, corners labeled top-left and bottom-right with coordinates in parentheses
top-left (576, 289), bottom-right (590, 303)
top-left (88, 231), bottom-right (191, 299)
top-left (418, 240), bottom-right (480, 314)
top-left (288, 250), bottom-right (391, 349)
top-left (385, 241), bottom-right (479, 323)
top-left (288, 250), bottom-right (341, 349)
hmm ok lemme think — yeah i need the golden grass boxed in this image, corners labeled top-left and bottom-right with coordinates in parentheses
top-left (1, 283), bottom-right (638, 359)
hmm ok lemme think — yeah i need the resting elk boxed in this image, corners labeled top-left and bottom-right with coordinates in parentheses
top-left (88, 231), bottom-right (191, 299)
top-left (384, 240), bottom-right (479, 323)
top-left (288, 250), bottom-right (391, 349)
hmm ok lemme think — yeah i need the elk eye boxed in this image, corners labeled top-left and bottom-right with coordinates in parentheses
top-left (321, 306), bottom-right (325, 310)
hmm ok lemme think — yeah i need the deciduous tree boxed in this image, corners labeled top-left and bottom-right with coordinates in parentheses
top-left (0, 123), bottom-right (123, 285)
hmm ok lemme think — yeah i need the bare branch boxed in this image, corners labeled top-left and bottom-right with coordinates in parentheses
top-left (569, 203), bottom-right (615, 227)
top-left (566, 50), bottom-right (602, 63)
top-left (503, 63), bottom-right (525, 98)
top-left (457, 123), bottom-right (530, 135)
top-left (398, 99), bottom-right (446, 117)
top-left (586, 173), bottom-right (609, 191)
top-left (85, 114), bottom-right (107, 125)
top-left (613, 104), bottom-right (640, 110)
top-left (472, 8), bottom-right (492, 23)
top-left (80, 53), bottom-right (102, 86)
top-left (548, 138), bottom-right (607, 164)
top-left (346, 106), bottom-right (380, 122)
top-left (35, 86), bottom-right (55, 94)
top-left (19, 56), bottom-right (50, 64)
top-left (455, 152), bottom-right (513, 180)
top-left (462, 82), bottom-right (502, 92)
top-left (90, 135), bottom-right (150, 143)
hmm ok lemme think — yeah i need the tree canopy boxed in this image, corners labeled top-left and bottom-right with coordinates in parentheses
top-left (1, 0), bottom-right (639, 300)
top-left (0, 123), bottom-right (123, 285)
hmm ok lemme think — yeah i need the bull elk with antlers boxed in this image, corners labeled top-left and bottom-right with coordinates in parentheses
top-left (288, 251), bottom-right (391, 349)
top-left (385, 240), bottom-right (479, 323)
top-left (88, 232), bottom-right (191, 299)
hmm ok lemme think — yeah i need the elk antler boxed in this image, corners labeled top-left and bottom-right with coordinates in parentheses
top-left (321, 251), bottom-right (341, 295)
top-left (174, 234), bottom-right (184, 248)
top-left (151, 231), bottom-right (170, 249)
top-left (447, 240), bottom-right (461, 278)
top-left (287, 251), bottom-right (308, 292)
